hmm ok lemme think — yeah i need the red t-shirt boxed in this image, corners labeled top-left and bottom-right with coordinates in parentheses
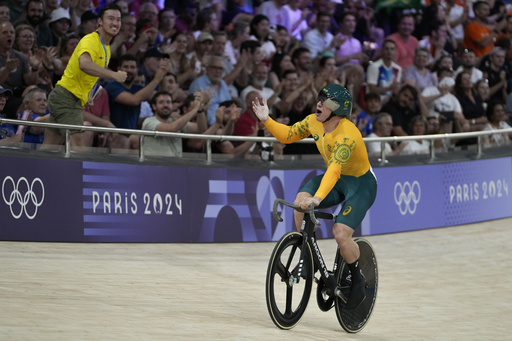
top-left (234, 111), bottom-right (258, 136)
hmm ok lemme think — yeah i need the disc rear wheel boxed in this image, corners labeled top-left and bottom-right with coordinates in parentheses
top-left (334, 238), bottom-right (378, 333)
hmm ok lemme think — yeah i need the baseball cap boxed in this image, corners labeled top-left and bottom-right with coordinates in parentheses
top-left (50, 8), bottom-right (72, 25)
top-left (0, 86), bottom-right (13, 97)
top-left (197, 32), bottom-right (213, 43)
top-left (144, 47), bottom-right (164, 59)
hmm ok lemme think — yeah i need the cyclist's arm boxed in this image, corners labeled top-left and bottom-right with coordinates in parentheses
top-left (314, 162), bottom-right (342, 200)
top-left (314, 141), bottom-right (353, 199)
top-left (264, 116), bottom-right (312, 144)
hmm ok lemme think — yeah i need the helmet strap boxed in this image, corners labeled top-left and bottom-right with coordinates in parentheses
top-left (321, 112), bottom-right (337, 123)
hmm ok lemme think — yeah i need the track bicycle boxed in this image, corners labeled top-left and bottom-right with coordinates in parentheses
top-left (265, 198), bottom-right (378, 333)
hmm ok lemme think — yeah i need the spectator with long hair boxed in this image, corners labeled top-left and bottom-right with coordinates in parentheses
top-left (268, 50), bottom-right (295, 90)
top-left (398, 115), bottom-right (430, 155)
top-left (53, 33), bottom-right (80, 82)
top-left (225, 21), bottom-right (250, 65)
top-left (482, 100), bottom-right (512, 146)
top-left (166, 32), bottom-right (196, 89)
top-left (249, 14), bottom-right (276, 62)
top-left (454, 71), bottom-right (487, 131)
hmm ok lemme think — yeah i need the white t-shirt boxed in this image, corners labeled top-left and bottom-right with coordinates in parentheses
top-left (366, 59), bottom-right (402, 101)
top-left (453, 66), bottom-right (483, 85)
top-left (301, 28), bottom-right (333, 59)
top-left (483, 121), bottom-right (511, 146)
top-left (366, 132), bottom-right (393, 157)
top-left (400, 140), bottom-right (430, 155)
top-left (421, 86), bottom-right (462, 118)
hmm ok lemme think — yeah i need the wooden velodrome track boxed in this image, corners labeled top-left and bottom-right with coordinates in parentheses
top-left (1, 218), bottom-right (511, 340)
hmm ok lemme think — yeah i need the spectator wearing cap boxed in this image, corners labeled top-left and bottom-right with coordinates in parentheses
top-left (453, 48), bottom-right (483, 85)
top-left (49, 8), bottom-right (72, 46)
top-left (17, 0), bottom-right (53, 48)
top-left (77, 10), bottom-right (98, 38)
top-left (188, 55), bottom-right (231, 126)
top-left (105, 54), bottom-right (169, 132)
top-left (139, 47), bottom-right (167, 85)
top-left (0, 85), bottom-right (21, 144)
top-left (187, 32), bottom-right (213, 76)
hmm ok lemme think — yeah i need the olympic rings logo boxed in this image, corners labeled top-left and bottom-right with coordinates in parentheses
top-left (2, 176), bottom-right (45, 219)
top-left (394, 181), bottom-right (421, 215)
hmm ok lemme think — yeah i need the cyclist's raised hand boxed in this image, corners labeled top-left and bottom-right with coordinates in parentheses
top-left (252, 97), bottom-right (269, 123)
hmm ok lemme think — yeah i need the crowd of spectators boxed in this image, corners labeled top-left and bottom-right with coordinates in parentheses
top-left (1, 0), bottom-right (512, 156)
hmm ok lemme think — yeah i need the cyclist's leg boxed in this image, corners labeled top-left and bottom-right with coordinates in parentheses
top-left (293, 192), bottom-right (310, 231)
top-left (293, 174), bottom-right (326, 231)
top-left (333, 223), bottom-right (359, 264)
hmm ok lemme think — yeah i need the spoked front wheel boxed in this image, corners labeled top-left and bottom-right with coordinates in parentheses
top-left (334, 238), bottom-right (378, 333)
top-left (265, 231), bottom-right (314, 329)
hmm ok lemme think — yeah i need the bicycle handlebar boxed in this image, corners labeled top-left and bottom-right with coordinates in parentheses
top-left (272, 198), bottom-right (322, 226)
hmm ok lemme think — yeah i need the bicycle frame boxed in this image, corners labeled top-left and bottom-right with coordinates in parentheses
top-left (267, 198), bottom-right (378, 332)
top-left (273, 199), bottom-right (344, 300)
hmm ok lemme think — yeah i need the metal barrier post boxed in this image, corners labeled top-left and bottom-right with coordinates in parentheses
top-left (64, 129), bottom-right (70, 158)
top-left (429, 138), bottom-right (436, 162)
top-left (476, 135), bottom-right (483, 158)
top-left (206, 139), bottom-right (212, 164)
top-left (138, 135), bottom-right (145, 162)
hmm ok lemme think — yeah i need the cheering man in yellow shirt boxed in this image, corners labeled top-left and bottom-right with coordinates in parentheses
top-left (42, 3), bottom-right (127, 148)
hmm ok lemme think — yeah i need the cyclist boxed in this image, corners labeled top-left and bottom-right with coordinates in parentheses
top-left (252, 84), bottom-right (377, 309)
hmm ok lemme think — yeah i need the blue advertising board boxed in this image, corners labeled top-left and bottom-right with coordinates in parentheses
top-left (1, 154), bottom-right (511, 242)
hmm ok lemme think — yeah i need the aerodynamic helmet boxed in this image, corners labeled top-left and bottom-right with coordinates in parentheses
top-left (317, 84), bottom-right (352, 117)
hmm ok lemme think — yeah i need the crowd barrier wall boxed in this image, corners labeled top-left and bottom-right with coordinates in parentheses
top-left (1, 153), bottom-right (511, 243)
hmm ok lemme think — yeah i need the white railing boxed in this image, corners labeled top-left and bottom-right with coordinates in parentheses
top-left (1, 117), bottom-right (511, 164)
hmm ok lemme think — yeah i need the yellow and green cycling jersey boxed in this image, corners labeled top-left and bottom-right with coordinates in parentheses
top-left (264, 114), bottom-right (371, 200)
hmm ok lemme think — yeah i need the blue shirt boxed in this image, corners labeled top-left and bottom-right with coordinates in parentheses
top-left (0, 114), bottom-right (15, 139)
top-left (356, 111), bottom-right (373, 137)
top-left (188, 75), bottom-right (231, 126)
top-left (106, 81), bottom-right (144, 130)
